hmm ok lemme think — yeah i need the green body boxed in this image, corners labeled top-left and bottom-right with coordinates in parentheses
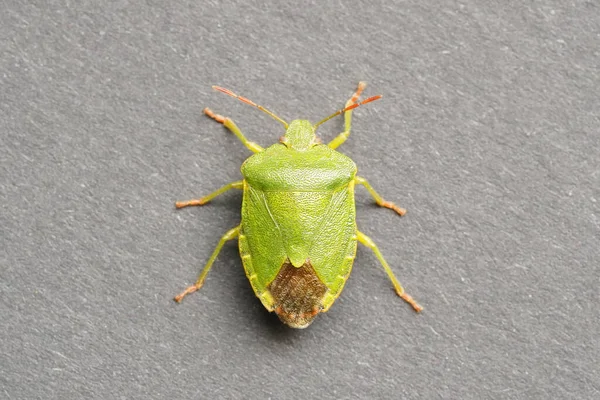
top-left (174, 83), bottom-right (421, 328)
top-left (239, 121), bottom-right (358, 324)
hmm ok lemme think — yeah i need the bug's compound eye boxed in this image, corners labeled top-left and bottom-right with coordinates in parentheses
top-left (311, 136), bottom-right (323, 146)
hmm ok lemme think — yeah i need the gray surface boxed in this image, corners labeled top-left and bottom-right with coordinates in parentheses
top-left (1, 1), bottom-right (599, 399)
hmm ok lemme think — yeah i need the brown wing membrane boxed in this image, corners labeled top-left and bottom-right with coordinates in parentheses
top-left (268, 259), bottom-right (328, 328)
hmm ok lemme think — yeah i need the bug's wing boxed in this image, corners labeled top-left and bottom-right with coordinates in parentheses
top-left (239, 185), bottom-right (288, 290)
top-left (306, 186), bottom-right (357, 290)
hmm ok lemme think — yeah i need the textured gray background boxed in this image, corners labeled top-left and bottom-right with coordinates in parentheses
top-left (1, 1), bottom-right (599, 399)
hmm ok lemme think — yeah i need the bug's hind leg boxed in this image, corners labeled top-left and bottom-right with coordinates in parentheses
top-left (356, 230), bottom-right (422, 312)
top-left (175, 181), bottom-right (243, 209)
top-left (174, 225), bottom-right (240, 302)
top-left (328, 81), bottom-right (367, 149)
top-left (204, 108), bottom-right (264, 153)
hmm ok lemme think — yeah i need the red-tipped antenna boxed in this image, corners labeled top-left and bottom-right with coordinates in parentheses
top-left (212, 86), bottom-right (289, 129)
top-left (313, 94), bottom-right (382, 130)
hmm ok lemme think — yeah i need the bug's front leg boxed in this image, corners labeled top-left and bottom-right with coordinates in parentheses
top-left (355, 176), bottom-right (406, 216)
top-left (174, 225), bottom-right (240, 302)
top-left (175, 181), bottom-right (243, 209)
top-left (204, 108), bottom-right (264, 153)
top-left (356, 231), bottom-right (422, 312)
top-left (328, 81), bottom-right (367, 150)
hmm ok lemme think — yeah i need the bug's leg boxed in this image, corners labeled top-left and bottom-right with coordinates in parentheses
top-left (356, 231), bottom-right (422, 312)
top-left (174, 225), bottom-right (240, 302)
top-left (204, 108), bottom-right (264, 153)
top-left (328, 81), bottom-right (367, 149)
top-left (355, 176), bottom-right (406, 216)
top-left (175, 181), bottom-right (243, 209)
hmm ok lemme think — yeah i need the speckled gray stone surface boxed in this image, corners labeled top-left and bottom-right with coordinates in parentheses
top-left (2, 1), bottom-right (599, 399)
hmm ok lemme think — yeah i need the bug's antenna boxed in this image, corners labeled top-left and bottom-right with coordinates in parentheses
top-left (313, 95), bottom-right (382, 130)
top-left (212, 86), bottom-right (289, 129)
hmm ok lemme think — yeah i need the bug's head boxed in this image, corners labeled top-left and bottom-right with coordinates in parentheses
top-left (280, 120), bottom-right (317, 150)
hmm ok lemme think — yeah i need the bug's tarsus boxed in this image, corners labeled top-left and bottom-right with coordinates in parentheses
top-left (212, 86), bottom-right (289, 129)
top-left (204, 107), bottom-right (226, 123)
top-left (175, 198), bottom-right (207, 209)
top-left (174, 284), bottom-right (202, 303)
top-left (397, 291), bottom-right (423, 313)
top-left (378, 200), bottom-right (406, 216)
top-left (347, 81), bottom-right (367, 107)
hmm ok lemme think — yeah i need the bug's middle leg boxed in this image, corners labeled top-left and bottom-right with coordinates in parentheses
top-left (174, 225), bottom-right (240, 302)
top-left (328, 81), bottom-right (367, 149)
top-left (204, 108), bottom-right (264, 153)
top-left (355, 176), bottom-right (406, 216)
top-left (175, 181), bottom-right (243, 209)
top-left (356, 230), bottom-right (422, 312)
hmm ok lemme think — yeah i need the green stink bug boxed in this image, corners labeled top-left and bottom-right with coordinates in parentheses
top-left (174, 82), bottom-right (422, 328)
